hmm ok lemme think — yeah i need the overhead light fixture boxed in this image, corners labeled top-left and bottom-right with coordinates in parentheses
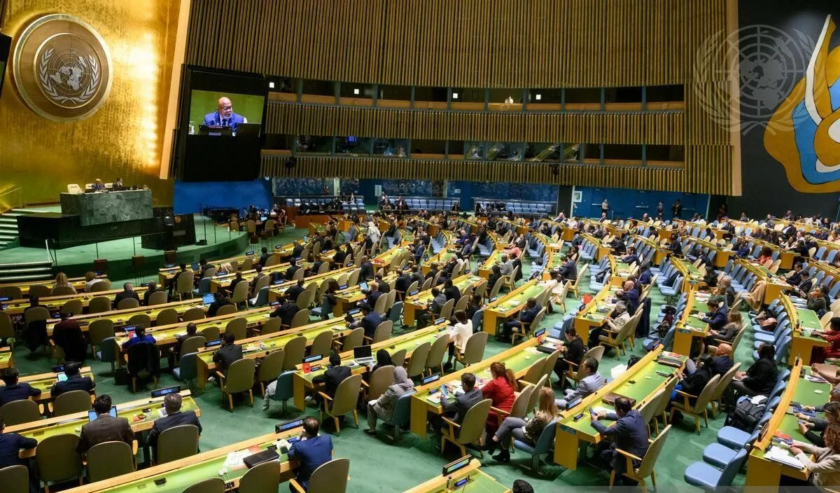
top-left (452, 92), bottom-right (459, 100)
top-left (353, 88), bottom-right (360, 95)
top-left (268, 81), bottom-right (275, 89)
top-left (535, 94), bottom-right (542, 101)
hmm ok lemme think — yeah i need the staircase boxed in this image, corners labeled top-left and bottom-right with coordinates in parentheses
top-left (0, 260), bottom-right (54, 283)
top-left (0, 208), bottom-right (53, 249)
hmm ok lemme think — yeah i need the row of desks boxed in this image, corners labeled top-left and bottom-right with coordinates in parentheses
top-left (783, 294), bottom-right (829, 366)
top-left (403, 274), bottom-right (485, 327)
top-left (483, 279), bottom-right (548, 335)
top-left (0, 367), bottom-right (95, 404)
top-left (0, 275), bottom-right (105, 298)
top-left (2, 286), bottom-right (150, 316)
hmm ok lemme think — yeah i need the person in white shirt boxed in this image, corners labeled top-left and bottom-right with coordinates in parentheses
top-left (84, 271), bottom-right (103, 292)
top-left (445, 310), bottom-right (473, 369)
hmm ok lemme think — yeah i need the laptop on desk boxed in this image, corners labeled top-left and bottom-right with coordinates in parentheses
top-left (353, 345), bottom-right (375, 365)
top-left (203, 293), bottom-right (215, 305)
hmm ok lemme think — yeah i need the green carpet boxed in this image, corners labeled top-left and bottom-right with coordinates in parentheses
top-left (7, 225), bottom-right (757, 492)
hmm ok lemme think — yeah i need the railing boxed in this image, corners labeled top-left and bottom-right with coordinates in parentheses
top-left (0, 187), bottom-right (23, 214)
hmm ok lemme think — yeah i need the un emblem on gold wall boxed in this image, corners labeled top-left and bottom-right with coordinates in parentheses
top-left (13, 14), bottom-right (112, 122)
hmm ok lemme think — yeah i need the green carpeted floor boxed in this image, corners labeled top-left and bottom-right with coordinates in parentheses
top-left (7, 224), bottom-right (755, 492)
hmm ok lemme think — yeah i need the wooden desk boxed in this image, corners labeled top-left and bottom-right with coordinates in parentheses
top-left (424, 248), bottom-right (458, 276)
top-left (47, 299), bottom-right (205, 333)
top-left (553, 347), bottom-right (685, 469)
top-left (403, 275), bottom-right (484, 327)
top-left (373, 247), bottom-right (407, 272)
top-left (61, 429), bottom-right (301, 493)
top-left (0, 348), bottom-right (13, 369)
top-left (634, 235), bottom-right (667, 266)
top-left (685, 236), bottom-right (733, 268)
top-left (737, 259), bottom-right (791, 304)
top-left (268, 266), bottom-right (355, 302)
top-left (0, 367), bottom-right (95, 404)
top-left (113, 307), bottom-right (274, 350)
top-left (410, 339), bottom-right (548, 439)
top-left (0, 275), bottom-right (104, 298)
top-left (195, 316), bottom-right (357, 388)
top-left (332, 272), bottom-right (399, 315)
top-left (673, 289), bottom-right (710, 356)
top-left (574, 284), bottom-right (620, 334)
top-left (671, 257), bottom-right (704, 292)
top-left (402, 459), bottom-right (510, 493)
top-left (1, 286), bottom-right (150, 316)
top-left (785, 296), bottom-right (829, 365)
top-left (292, 324), bottom-right (449, 409)
top-left (746, 360), bottom-right (822, 486)
top-left (478, 250), bottom-right (504, 279)
top-left (482, 280), bottom-right (546, 335)
top-left (9, 390), bottom-right (199, 458)
top-left (208, 262), bottom-right (291, 293)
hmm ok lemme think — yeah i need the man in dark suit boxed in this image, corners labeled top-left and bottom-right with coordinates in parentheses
top-left (440, 372), bottom-right (482, 425)
top-left (410, 266), bottom-right (425, 288)
top-left (624, 281), bottom-right (640, 314)
top-left (143, 281), bottom-right (164, 306)
top-left (501, 298), bottom-right (541, 340)
top-left (51, 362), bottom-right (95, 398)
top-left (114, 282), bottom-right (140, 307)
top-left (0, 368), bottom-right (41, 406)
top-left (797, 271), bottom-right (813, 298)
top-left (443, 279), bottom-right (461, 304)
top-left (312, 352), bottom-right (351, 403)
top-left (591, 397), bottom-right (649, 485)
top-left (207, 292), bottom-right (233, 317)
top-left (285, 279), bottom-right (306, 303)
top-left (558, 255), bottom-right (577, 282)
top-left (698, 300), bottom-right (727, 331)
top-left (0, 416), bottom-right (38, 490)
top-left (347, 304), bottom-right (383, 339)
top-left (228, 271), bottom-right (246, 296)
top-left (249, 265), bottom-right (266, 296)
top-left (395, 271), bottom-right (413, 298)
top-left (147, 393), bottom-right (202, 455)
top-left (365, 282), bottom-right (383, 309)
top-left (270, 299), bottom-right (300, 327)
top-left (203, 96), bottom-right (246, 130)
top-left (259, 247), bottom-right (270, 267)
top-left (291, 242), bottom-right (304, 259)
top-left (212, 333), bottom-right (243, 377)
top-left (77, 395), bottom-right (135, 454)
top-left (288, 417), bottom-right (333, 492)
top-left (168, 322), bottom-right (199, 369)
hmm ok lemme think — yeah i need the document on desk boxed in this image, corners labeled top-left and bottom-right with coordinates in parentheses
top-left (766, 446), bottom-right (805, 470)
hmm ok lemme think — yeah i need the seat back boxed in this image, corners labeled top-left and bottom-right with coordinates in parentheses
top-left (521, 359), bottom-right (545, 386)
top-left (176, 272), bottom-right (194, 296)
top-left (156, 424), bottom-right (200, 464)
top-left (711, 362), bottom-right (741, 402)
top-left (635, 425), bottom-right (671, 479)
top-left (639, 388), bottom-right (664, 425)
top-left (425, 334), bottom-right (450, 373)
top-left (691, 374), bottom-right (721, 413)
top-left (35, 434), bottom-right (82, 484)
top-left (127, 313), bottom-right (151, 328)
top-left (86, 441), bottom-right (135, 482)
top-left (182, 307), bottom-right (205, 322)
top-left (224, 318), bottom-right (247, 340)
top-left (217, 304), bottom-right (237, 316)
top-left (583, 345), bottom-right (605, 363)
top-left (238, 461), bottom-right (281, 493)
top-left (405, 342), bottom-right (431, 379)
top-left (526, 375), bottom-right (548, 414)
top-left (290, 309), bottom-right (310, 328)
top-left (718, 449), bottom-right (749, 486)
top-left (367, 365), bottom-right (395, 402)
top-left (541, 350), bottom-right (562, 383)
top-left (223, 359), bottom-right (256, 394)
top-left (528, 418), bottom-right (558, 455)
top-left (60, 299), bottom-right (83, 316)
top-left (117, 297), bottom-right (140, 310)
top-left (180, 336), bottom-right (206, 358)
top-left (0, 399), bottom-right (41, 426)
top-left (156, 308), bottom-right (179, 326)
top-left (127, 342), bottom-right (161, 379)
top-left (508, 384), bottom-right (533, 419)
top-left (306, 458), bottom-right (350, 493)
top-left (461, 331), bottom-right (489, 365)
top-left (177, 353), bottom-right (198, 382)
top-left (329, 374), bottom-right (363, 417)
top-left (373, 293), bottom-right (389, 315)
top-left (389, 390), bottom-right (416, 428)
top-left (231, 282), bottom-right (250, 305)
top-left (0, 465), bottom-right (28, 493)
top-left (148, 291), bottom-right (168, 306)
top-left (341, 327), bottom-right (364, 352)
top-left (388, 300), bottom-right (403, 325)
top-left (373, 320), bottom-right (393, 343)
top-left (309, 330), bottom-right (334, 358)
top-left (0, 286), bottom-right (21, 299)
top-left (200, 325), bottom-right (220, 341)
top-left (271, 371), bottom-right (296, 402)
top-left (457, 399), bottom-right (493, 445)
top-left (282, 336), bottom-right (308, 370)
top-left (54, 390), bottom-right (92, 416)
top-left (261, 317), bottom-right (281, 335)
top-left (654, 377), bottom-right (679, 417)
top-left (86, 296), bottom-right (111, 314)
top-left (257, 349), bottom-right (285, 383)
top-left (88, 319), bottom-right (115, 347)
top-left (390, 348), bottom-right (407, 367)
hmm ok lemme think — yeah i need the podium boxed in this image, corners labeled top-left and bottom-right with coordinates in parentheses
top-left (60, 190), bottom-right (153, 226)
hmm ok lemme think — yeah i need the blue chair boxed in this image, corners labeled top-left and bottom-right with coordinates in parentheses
top-left (173, 352), bottom-right (197, 386)
top-left (513, 419), bottom-right (558, 474)
top-left (717, 412), bottom-right (771, 448)
top-left (684, 449), bottom-right (748, 491)
top-left (250, 286), bottom-right (270, 308)
top-left (95, 337), bottom-right (119, 373)
top-left (471, 308), bottom-right (485, 334)
top-left (267, 371), bottom-right (296, 413)
top-left (703, 428), bottom-right (759, 468)
top-left (384, 390), bottom-right (415, 442)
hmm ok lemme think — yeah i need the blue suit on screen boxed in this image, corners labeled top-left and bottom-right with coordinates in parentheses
top-left (203, 111), bottom-right (246, 130)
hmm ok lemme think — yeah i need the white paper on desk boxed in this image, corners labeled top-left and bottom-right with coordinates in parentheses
top-left (766, 446), bottom-right (805, 470)
top-left (224, 451), bottom-right (249, 468)
top-left (157, 408), bottom-right (168, 418)
top-left (592, 406), bottom-right (611, 415)
top-left (611, 365), bottom-right (628, 380)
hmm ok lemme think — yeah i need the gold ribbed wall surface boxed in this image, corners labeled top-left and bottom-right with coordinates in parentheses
top-left (187, 0), bottom-right (739, 195)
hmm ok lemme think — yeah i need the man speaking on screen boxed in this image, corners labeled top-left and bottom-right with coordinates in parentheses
top-left (204, 96), bottom-right (247, 130)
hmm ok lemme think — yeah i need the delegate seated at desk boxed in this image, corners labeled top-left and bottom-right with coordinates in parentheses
top-left (51, 362), bottom-right (95, 398)
top-left (288, 417), bottom-right (333, 492)
top-left (204, 97), bottom-right (247, 130)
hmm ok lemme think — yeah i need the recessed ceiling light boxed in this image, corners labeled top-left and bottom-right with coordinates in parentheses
top-left (353, 88), bottom-right (360, 95)
top-left (535, 94), bottom-right (542, 101)
top-left (452, 92), bottom-right (459, 99)
top-left (268, 81), bottom-right (275, 89)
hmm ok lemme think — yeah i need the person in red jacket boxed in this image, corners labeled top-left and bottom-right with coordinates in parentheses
top-left (482, 361), bottom-right (517, 453)
top-left (815, 318), bottom-right (840, 363)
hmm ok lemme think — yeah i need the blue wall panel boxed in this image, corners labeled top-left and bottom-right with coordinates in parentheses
top-left (572, 187), bottom-right (710, 220)
top-left (173, 180), bottom-right (273, 214)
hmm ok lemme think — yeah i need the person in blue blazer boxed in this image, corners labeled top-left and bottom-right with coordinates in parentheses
top-left (204, 97), bottom-right (247, 130)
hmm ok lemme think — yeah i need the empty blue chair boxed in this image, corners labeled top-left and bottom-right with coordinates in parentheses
top-left (684, 449), bottom-right (748, 491)
top-left (95, 336), bottom-right (119, 373)
top-left (702, 428), bottom-right (758, 468)
top-left (173, 352), bottom-right (197, 385)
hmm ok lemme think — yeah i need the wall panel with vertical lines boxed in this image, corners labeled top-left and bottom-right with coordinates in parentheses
top-left (186, 0), bottom-right (740, 195)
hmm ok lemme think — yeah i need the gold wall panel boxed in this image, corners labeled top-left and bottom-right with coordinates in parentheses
top-left (186, 0), bottom-right (738, 195)
top-left (0, 0), bottom-right (181, 205)
top-left (265, 102), bottom-right (685, 146)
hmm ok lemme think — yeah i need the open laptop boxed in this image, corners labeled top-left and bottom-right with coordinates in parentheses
top-left (353, 345), bottom-right (375, 365)
top-left (88, 407), bottom-right (118, 422)
top-left (123, 325), bottom-right (140, 338)
top-left (202, 293), bottom-right (215, 305)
